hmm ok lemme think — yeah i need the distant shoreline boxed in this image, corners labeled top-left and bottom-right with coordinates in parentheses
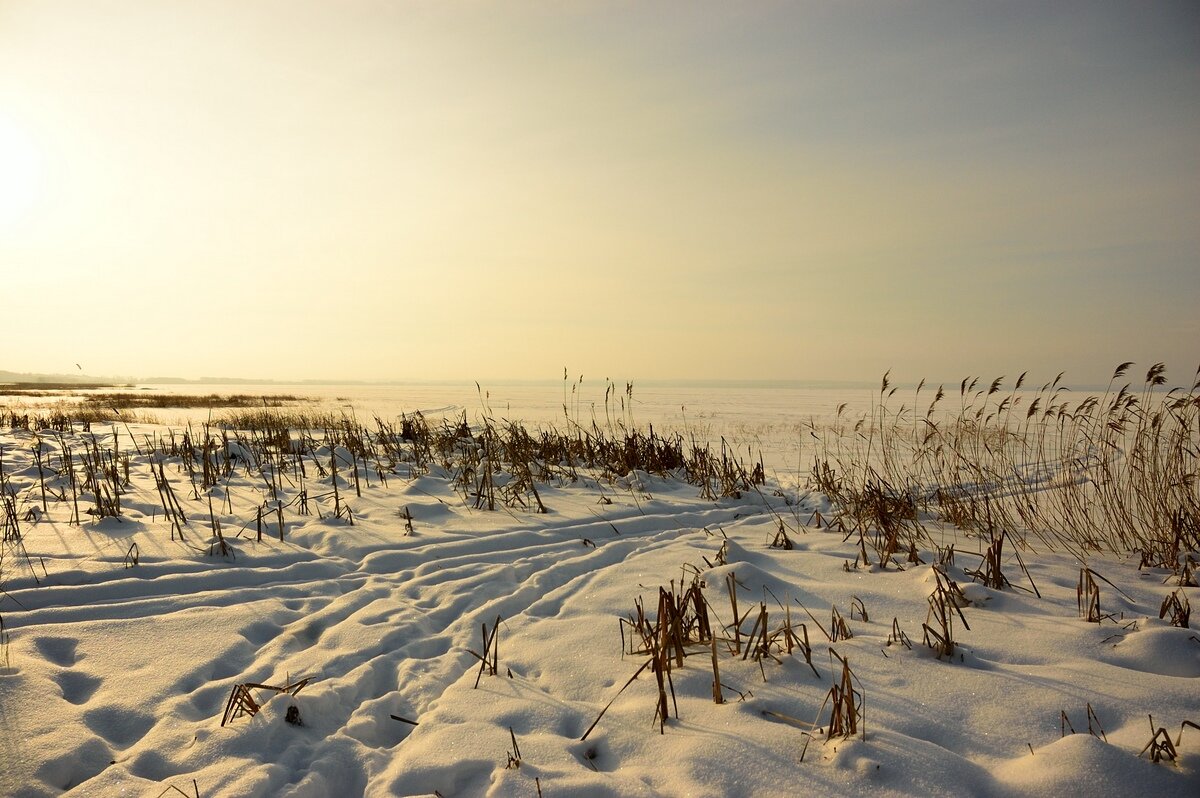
top-left (7, 368), bottom-right (1181, 394)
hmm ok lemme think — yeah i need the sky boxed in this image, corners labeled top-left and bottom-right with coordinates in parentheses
top-left (1, 1), bottom-right (1197, 387)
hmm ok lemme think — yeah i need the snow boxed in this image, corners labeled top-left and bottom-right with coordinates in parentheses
top-left (0, 416), bottom-right (1197, 797)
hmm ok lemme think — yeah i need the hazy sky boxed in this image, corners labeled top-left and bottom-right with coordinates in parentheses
top-left (2, 1), bottom-right (1197, 386)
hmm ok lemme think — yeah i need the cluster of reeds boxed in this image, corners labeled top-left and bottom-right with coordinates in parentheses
top-left (0, 445), bottom-right (51, 586)
top-left (0, 611), bottom-right (9, 671)
top-left (220, 676), bottom-right (309, 727)
top-left (1158, 589), bottom-right (1190, 628)
top-left (82, 392), bottom-right (305, 410)
top-left (1076, 567), bottom-right (1129, 624)
top-left (0, 446), bottom-right (12, 667)
top-left (961, 513), bottom-right (1040, 596)
top-left (820, 650), bottom-right (863, 739)
top-left (0, 420), bottom-right (18, 572)
top-left (0, 381), bottom-right (124, 395)
top-left (3, 408), bottom-right (124, 428)
top-left (220, 406), bottom-right (743, 505)
top-left (77, 430), bottom-right (129, 518)
top-left (686, 437), bottom-right (764, 500)
top-left (807, 363), bottom-right (1200, 559)
top-left (590, 579), bottom-right (747, 739)
top-left (793, 648), bottom-right (866, 761)
top-left (152, 457), bottom-right (188, 540)
top-left (1060, 703), bottom-right (1107, 741)
top-left (1140, 717), bottom-right (1199, 764)
top-left (811, 462), bottom-right (929, 570)
top-left (726, 576), bottom-right (819, 678)
top-left (470, 615), bottom-right (503, 688)
top-left (0, 446), bottom-right (20, 543)
top-left (1078, 568), bottom-right (1103, 623)
top-left (886, 617), bottom-right (912, 650)
top-left (620, 581), bottom-right (713, 732)
top-left (586, 567), bottom-right (833, 742)
top-left (0, 388), bottom-right (312, 432)
top-left (5, 382), bottom-right (775, 530)
top-left (923, 566), bottom-right (970, 659)
top-left (504, 727), bottom-right (522, 769)
top-left (0, 422), bottom-right (327, 557)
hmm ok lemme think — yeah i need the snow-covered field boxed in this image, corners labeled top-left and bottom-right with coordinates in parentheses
top-left (1, 405), bottom-right (1197, 797)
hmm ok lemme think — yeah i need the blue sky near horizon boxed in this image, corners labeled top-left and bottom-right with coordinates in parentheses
top-left (1, 1), bottom-right (1197, 386)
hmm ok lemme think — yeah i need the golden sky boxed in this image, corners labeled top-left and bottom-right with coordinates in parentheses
top-left (2, 2), bottom-right (1197, 385)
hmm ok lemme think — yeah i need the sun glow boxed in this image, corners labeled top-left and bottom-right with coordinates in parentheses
top-left (0, 115), bottom-right (44, 229)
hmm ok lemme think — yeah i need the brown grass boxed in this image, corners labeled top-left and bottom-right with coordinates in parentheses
top-left (807, 361), bottom-right (1200, 559)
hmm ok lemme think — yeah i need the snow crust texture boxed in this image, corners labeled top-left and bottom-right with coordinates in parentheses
top-left (0, 424), bottom-right (1197, 797)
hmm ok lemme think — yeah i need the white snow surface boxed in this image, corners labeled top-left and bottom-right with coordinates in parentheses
top-left (0, 423), bottom-right (1197, 797)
